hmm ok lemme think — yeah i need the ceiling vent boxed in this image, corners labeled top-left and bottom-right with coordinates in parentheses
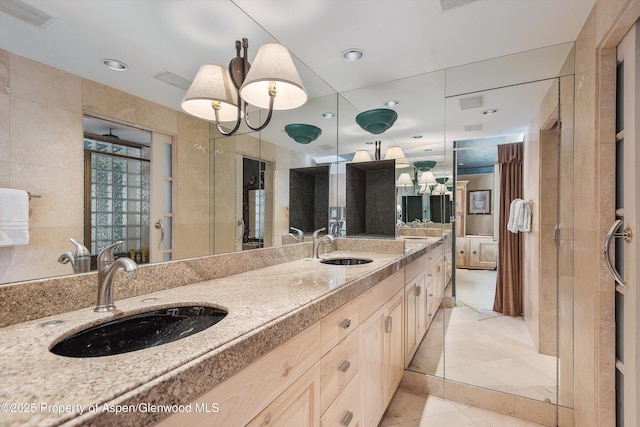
top-left (153, 71), bottom-right (192, 91)
top-left (0, 0), bottom-right (55, 28)
top-left (459, 96), bottom-right (483, 110)
top-left (440, 0), bottom-right (480, 11)
top-left (464, 124), bottom-right (482, 132)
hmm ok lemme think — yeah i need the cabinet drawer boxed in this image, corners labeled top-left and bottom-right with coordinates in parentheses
top-left (360, 269), bottom-right (404, 320)
top-left (248, 364), bottom-right (320, 427)
top-left (405, 253), bottom-right (428, 282)
top-left (320, 330), bottom-right (359, 414)
top-left (321, 374), bottom-right (361, 427)
top-left (156, 323), bottom-right (320, 427)
top-left (321, 297), bottom-right (360, 356)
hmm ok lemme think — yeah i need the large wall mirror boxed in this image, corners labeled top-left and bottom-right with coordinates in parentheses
top-left (1, 20), bottom-right (576, 413)
top-left (405, 42), bottom-right (576, 411)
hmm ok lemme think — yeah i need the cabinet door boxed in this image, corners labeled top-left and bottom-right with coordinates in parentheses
top-left (385, 289), bottom-right (404, 403)
top-left (248, 364), bottom-right (320, 427)
top-left (360, 305), bottom-right (385, 427)
top-left (456, 237), bottom-right (469, 267)
top-left (469, 238), bottom-right (498, 269)
top-left (404, 279), bottom-right (419, 364)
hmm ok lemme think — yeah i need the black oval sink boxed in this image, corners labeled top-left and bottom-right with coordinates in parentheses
top-left (320, 257), bottom-right (373, 266)
top-left (50, 305), bottom-right (227, 358)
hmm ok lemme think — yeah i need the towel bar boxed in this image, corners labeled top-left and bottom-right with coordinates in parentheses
top-left (27, 192), bottom-right (41, 199)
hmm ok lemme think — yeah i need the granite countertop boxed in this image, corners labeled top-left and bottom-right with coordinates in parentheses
top-left (0, 241), bottom-right (441, 427)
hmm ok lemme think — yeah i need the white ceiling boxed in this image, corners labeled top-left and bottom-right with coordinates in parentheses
top-left (0, 0), bottom-right (594, 173)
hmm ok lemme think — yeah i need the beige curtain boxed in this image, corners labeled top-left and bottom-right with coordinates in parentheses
top-left (493, 142), bottom-right (523, 316)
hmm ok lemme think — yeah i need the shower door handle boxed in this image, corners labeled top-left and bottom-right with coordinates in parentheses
top-left (604, 219), bottom-right (632, 287)
top-left (154, 219), bottom-right (164, 249)
top-left (237, 219), bottom-right (245, 242)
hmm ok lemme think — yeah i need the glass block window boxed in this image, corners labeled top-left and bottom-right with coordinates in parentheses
top-left (84, 137), bottom-right (150, 256)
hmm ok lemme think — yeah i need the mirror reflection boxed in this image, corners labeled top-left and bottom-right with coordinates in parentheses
top-left (405, 43), bottom-right (575, 408)
top-left (1, 31), bottom-right (575, 413)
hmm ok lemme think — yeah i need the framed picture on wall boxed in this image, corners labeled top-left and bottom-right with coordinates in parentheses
top-left (468, 190), bottom-right (491, 214)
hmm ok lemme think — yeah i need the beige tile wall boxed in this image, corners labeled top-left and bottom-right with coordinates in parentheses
top-left (523, 78), bottom-right (560, 356)
top-left (572, 0), bottom-right (640, 425)
top-left (0, 49), bottom-right (211, 283)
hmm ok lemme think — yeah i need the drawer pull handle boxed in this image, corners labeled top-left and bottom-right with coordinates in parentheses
top-left (338, 360), bottom-right (351, 373)
top-left (385, 316), bottom-right (392, 333)
top-left (472, 251), bottom-right (477, 255)
top-left (339, 319), bottom-right (352, 329)
top-left (428, 293), bottom-right (433, 297)
top-left (415, 285), bottom-right (422, 296)
top-left (341, 411), bottom-right (354, 426)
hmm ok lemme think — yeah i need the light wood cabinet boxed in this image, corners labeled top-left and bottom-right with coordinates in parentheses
top-left (159, 260), bottom-right (452, 427)
top-left (385, 289), bottom-right (404, 401)
top-left (456, 236), bottom-right (498, 269)
top-left (321, 374), bottom-right (360, 427)
top-left (319, 326), bottom-right (359, 414)
top-left (359, 304), bottom-right (385, 427)
top-left (404, 249), bottom-right (446, 365)
top-left (360, 288), bottom-right (404, 427)
top-left (248, 364), bottom-right (320, 427)
top-left (404, 273), bottom-right (426, 365)
top-left (155, 323), bottom-right (321, 427)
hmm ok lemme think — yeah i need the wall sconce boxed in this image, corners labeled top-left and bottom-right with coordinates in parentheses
top-left (352, 150), bottom-right (372, 162)
top-left (384, 146), bottom-right (410, 168)
top-left (182, 38), bottom-right (307, 136)
top-left (419, 171), bottom-right (437, 185)
top-left (396, 172), bottom-right (414, 188)
top-left (432, 183), bottom-right (448, 195)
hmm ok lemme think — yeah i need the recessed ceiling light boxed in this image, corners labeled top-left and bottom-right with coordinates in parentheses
top-left (101, 58), bottom-right (127, 71)
top-left (342, 49), bottom-right (365, 61)
top-left (322, 112), bottom-right (335, 118)
top-left (384, 100), bottom-right (399, 108)
top-left (483, 108), bottom-right (498, 115)
top-left (412, 135), bottom-right (423, 139)
top-left (458, 162), bottom-right (465, 166)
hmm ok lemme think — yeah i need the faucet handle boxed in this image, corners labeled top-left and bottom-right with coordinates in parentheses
top-left (290, 227), bottom-right (304, 242)
top-left (98, 241), bottom-right (124, 264)
top-left (313, 227), bottom-right (326, 238)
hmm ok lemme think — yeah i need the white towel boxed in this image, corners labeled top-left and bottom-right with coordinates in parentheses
top-left (507, 198), bottom-right (531, 233)
top-left (0, 188), bottom-right (30, 247)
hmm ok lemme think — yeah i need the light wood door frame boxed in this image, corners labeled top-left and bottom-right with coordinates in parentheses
top-left (615, 22), bottom-right (640, 427)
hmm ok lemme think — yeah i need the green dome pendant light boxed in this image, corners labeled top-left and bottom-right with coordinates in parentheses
top-left (355, 108), bottom-right (398, 134)
top-left (284, 124), bottom-right (322, 144)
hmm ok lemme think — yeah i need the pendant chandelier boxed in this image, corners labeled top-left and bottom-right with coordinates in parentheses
top-left (181, 38), bottom-right (307, 136)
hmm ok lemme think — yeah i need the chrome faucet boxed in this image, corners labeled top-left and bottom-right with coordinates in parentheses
top-left (57, 238), bottom-right (91, 274)
top-left (313, 227), bottom-right (335, 258)
top-left (95, 241), bottom-right (138, 312)
top-left (290, 227), bottom-right (304, 243)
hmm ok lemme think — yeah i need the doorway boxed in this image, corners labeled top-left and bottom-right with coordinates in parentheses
top-left (614, 21), bottom-right (640, 427)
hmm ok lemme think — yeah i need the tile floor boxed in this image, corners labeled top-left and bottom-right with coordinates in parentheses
top-left (379, 388), bottom-right (547, 426)
top-left (406, 268), bottom-right (557, 407)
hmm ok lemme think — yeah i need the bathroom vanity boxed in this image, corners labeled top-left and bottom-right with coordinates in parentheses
top-left (0, 236), bottom-right (448, 426)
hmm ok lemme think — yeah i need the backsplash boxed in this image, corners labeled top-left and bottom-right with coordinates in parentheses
top-left (0, 237), bottom-right (408, 327)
